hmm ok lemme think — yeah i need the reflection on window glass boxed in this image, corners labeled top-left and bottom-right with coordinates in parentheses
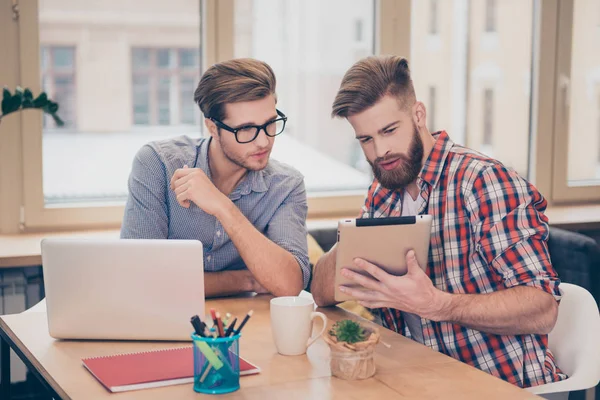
top-left (133, 76), bottom-right (150, 125)
top-left (39, 1), bottom-right (201, 205)
top-left (567, 0), bottom-right (600, 183)
top-left (158, 77), bottom-right (171, 125)
top-left (180, 76), bottom-right (196, 124)
top-left (132, 48), bottom-right (151, 69)
top-left (233, 0), bottom-right (375, 193)
top-left (157, 49), bottom-right (171, 69)
top-left (180, 49), bottom-right (199, 68)
top-left (131, 48), bottom-right (200, 126)
top-left (411, 0), bottom-right (533, 178)
top-left (40, 46), bottom-right (76, 129)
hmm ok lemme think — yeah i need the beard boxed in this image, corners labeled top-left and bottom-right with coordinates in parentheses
top-left (219, 133), bottom-right (270, 171)
top-left (368, 125), bottom-right (424, 190)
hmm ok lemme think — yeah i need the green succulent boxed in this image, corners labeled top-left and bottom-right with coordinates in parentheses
top-left (329, 320), bottom-right (367, 344)
top-left (0, 86), bottom-right (63, 126)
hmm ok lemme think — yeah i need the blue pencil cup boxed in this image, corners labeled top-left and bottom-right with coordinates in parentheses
top-left (191, 333), bottom-right (241, 394)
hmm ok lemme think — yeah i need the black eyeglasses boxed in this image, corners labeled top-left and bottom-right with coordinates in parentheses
top-left (210, 109), bottom-right (287, 144)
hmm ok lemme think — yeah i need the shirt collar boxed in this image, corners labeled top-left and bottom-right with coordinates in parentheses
top-left (199, 137), bottom-right (269, 199)
top-left (418, 130), bottom-right (454, 189)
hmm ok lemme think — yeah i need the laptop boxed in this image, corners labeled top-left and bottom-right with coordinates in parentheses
top-left (41, 238), bottom-right (205, 341)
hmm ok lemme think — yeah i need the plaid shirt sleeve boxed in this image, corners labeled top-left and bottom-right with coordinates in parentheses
top-left (358, 181), bottom-right (378, 218)
top-left (467, 163), bottom-right (561, 300)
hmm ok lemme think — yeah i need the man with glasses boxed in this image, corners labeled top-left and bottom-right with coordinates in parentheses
top-left (121, 58), bottom-right (309, 298)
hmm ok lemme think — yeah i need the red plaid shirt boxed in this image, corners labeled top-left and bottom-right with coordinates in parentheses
top-left (360, 131), bottom-right (566, 388)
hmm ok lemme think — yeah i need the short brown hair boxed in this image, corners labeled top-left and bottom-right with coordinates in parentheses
top-left (332, 55), bottom-right (416, 118)
top-left (194, 58), bottom-right (276, 120)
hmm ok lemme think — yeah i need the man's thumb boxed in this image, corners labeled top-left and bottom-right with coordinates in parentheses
top-left (406, 250), bottom-right (420, 273)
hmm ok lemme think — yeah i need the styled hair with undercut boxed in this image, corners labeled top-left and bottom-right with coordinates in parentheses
top-left (332, 55), bottom-right (416, 118)
top-left (194, 58), bottom-right (277, 120)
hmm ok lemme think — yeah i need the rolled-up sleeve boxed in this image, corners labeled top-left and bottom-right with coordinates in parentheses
top-left (265, 179), bottom-right (310, 289)
top-left (120, 145), bottom-right (169, 239)
top-left (467, 163), bottom-right (561, 300)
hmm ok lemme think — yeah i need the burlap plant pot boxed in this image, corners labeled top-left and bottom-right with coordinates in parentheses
top-left (323, 325), bottom-right (380, 380)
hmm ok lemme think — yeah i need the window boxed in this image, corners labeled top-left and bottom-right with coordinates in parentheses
top-left (31, 1), bottom-right (202, 220)
top-left (5, 0), bottom-right (412, 231)
top-left (131, 48), bottom-right (200, 126)
top-left (411, 0), bottom-right (533, 178)
top-left (428, 86), bottom-right (436, 131)
top-left (429, 0), bottom-right (438, 35)
top-left (483, 89), bottom-right (494, 146)
top-left (485, 0), bottom-right (496, 33)
top-left (40, 46), bottom-right (76, 129)
top-left (559, 0), bottom-right (600, 197)
top-left (5, 0), bottom-right (599, 233)
top-left (233, 0), bottom-right (375, 194)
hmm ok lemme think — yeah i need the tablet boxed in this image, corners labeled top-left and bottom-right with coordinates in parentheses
top-left (334, 215), bottom-right (432, 302)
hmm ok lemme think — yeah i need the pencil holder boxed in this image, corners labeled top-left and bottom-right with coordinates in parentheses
top-left (191, 333), bottom-right (241, 394)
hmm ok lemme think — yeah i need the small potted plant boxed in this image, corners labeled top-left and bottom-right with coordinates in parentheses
top-left (0, 86), bottom-right (63, 126)
top-left (323, 319), bottom-right (380, 380)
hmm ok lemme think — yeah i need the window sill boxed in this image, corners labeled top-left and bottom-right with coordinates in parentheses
top-left (2, 204), bottom-right (599, 268)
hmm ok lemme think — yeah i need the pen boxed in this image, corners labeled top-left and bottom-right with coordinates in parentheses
top-left (210, 308), bottom-right (218, 329)
top-left (224, 317), bottom-right (237, 337)
top-left (190, 315), bottom-right (206, 337)
top-left (234, 310), bottom-right (253, 335)
top-left (215, 311), bottom-right (225, 337)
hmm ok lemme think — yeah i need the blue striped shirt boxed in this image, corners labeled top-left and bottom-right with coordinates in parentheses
top-left (121, 135), bottom-right (311, 289)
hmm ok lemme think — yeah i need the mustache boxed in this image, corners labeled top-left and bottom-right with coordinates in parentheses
top-left (374, 153), bottom-right (409, 165)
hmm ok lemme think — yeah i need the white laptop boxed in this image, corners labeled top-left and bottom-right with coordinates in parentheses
top-left (41, 238), bottom-right (205, 341)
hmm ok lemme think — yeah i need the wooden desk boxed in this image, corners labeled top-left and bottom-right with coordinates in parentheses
top-left (0, 295), bottom-right (536, 399)
top-left (0, 230), bottom-right (120, 268)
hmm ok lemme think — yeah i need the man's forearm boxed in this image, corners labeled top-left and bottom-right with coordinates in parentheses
top-left (204, 270), bottom-right (256, 298)
top-left (433, 286), bottom-right (558, 335)
top-left (311, 245), bottom-right (338, 307)
top-left (215, 201), bottom-right (303, 297)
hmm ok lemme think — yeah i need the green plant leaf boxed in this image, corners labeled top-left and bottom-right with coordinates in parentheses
top-left (44, 101), bottom-right (59, 114)
top-left (51, 113), bottom-right (65, 127)
top-left (1, 89), bottom-right (12, 114)
top-left (1, 88), bottom-right (62, 125)
top-left (22, 89), bottom-right (34, 108)
top-left (33, 92), bottom-right (48, 107)
top-left (8, 95), bottom-right (21, 114)
top-left (13, 87), bottom-right (23, 109)
top-left (329, 320), bottom-right (367, 344)
top-left (23, 89), bottom-right (33, 101)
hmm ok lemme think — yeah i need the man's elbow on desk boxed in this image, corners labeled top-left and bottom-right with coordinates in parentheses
top-left (260, 266), bottom-right (304, 297)
top-left (271, 284), bottom-right (303, 298)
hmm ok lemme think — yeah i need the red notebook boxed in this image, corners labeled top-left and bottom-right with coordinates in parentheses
top-left (82, 346), bottom-right (260, 393)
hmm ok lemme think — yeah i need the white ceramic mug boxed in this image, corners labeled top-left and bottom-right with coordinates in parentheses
top-left (270, 296), bottom-right (328, 356)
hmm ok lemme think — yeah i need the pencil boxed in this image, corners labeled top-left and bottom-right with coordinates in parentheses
top-left (224, 317), bottom-right (237, 337)
top-left (215, 311), bottom-right (225, 337)
top-left (234, 310), bottom-right (253, 335)
top-left (209, 308), bottom-right (218, 328)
